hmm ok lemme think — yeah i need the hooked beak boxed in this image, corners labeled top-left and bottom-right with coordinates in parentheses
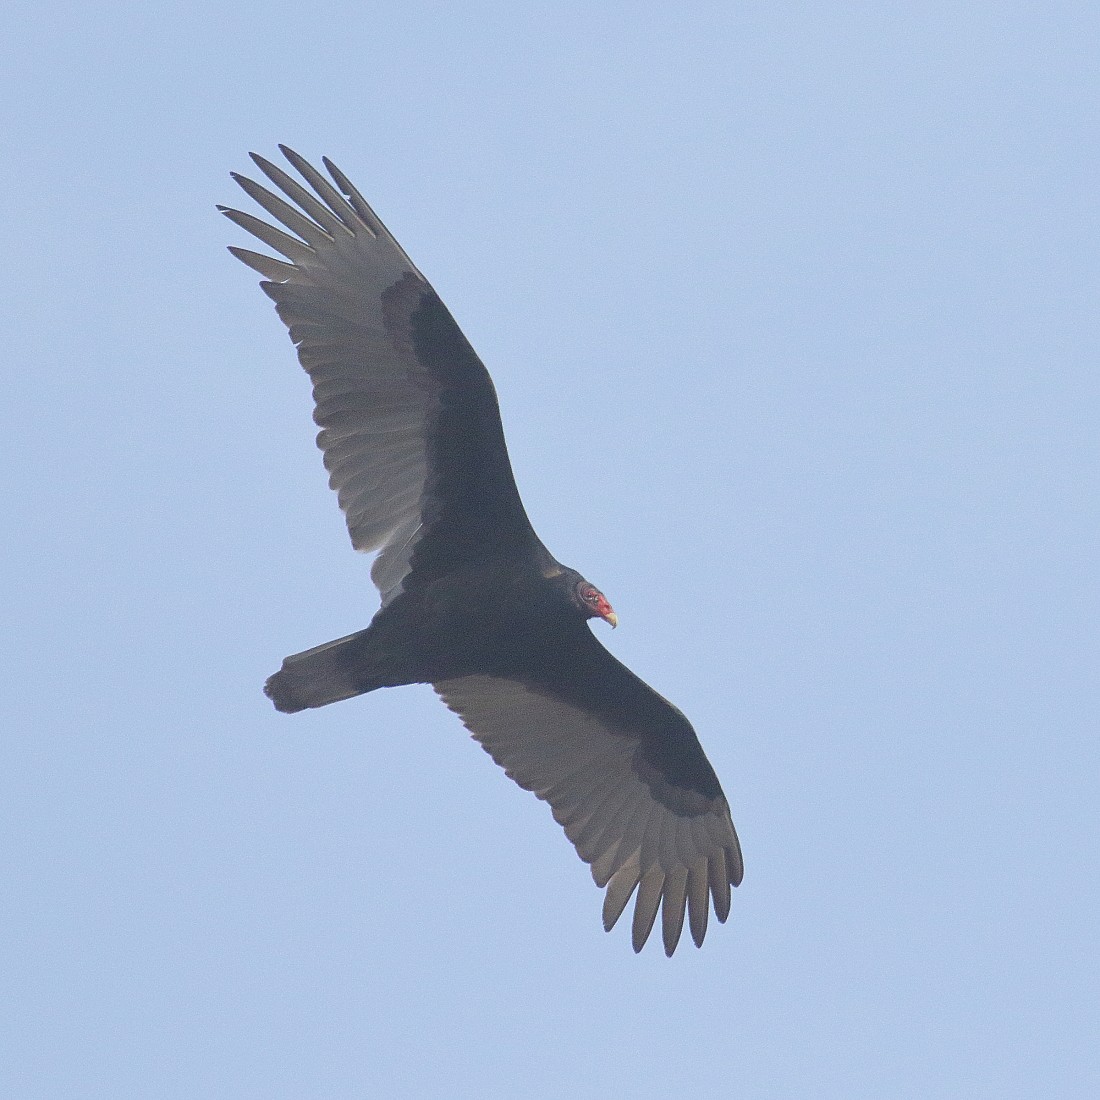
top-left (602, 609), bottom-right (619, 629)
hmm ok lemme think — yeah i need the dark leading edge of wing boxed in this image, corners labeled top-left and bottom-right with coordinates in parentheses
top-left (222, 148), bottom-right (742, 954)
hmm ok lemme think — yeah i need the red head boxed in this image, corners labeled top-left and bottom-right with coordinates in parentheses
top-left (574, 579), bottom-right (618, 628)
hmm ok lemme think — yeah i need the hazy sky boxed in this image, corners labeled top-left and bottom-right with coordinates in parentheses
top-left (3, 2), bottom-right (1097, 1097)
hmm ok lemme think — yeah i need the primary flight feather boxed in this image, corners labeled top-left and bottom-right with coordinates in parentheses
top-left (221, 147), bottom-right (743, 954)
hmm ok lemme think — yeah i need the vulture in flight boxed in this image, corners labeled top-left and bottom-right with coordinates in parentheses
top-left (220, 147), bottom-right (743, 955)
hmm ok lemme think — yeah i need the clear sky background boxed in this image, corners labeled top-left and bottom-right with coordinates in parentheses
top-left (2, 3), bottom-right (1097, 1097)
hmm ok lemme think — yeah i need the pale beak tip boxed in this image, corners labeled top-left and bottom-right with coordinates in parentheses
top-left (604, 611), bottom-right (619, 629)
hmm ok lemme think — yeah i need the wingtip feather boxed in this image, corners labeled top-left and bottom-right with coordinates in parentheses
top-left (687, 859), bottom-right (710, 948)
top-left (709, 848), bottom-right (729, 923)
top-left (602, 860), bottom-right (640, 932)
top-left (661, 867), bottom-right (689, 956)
top-left (631, 869), bottom-right (665, 953)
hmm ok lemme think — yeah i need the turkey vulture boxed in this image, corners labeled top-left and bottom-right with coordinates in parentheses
top-left (220, 147), bottom-right (743, 955)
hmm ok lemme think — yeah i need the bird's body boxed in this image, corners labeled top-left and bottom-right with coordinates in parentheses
top-left (222, 148), bottom-right (742, 954)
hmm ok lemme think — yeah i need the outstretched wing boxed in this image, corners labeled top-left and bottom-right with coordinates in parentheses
top-left (434, 630), bottom-right (742, 956)
top-left (220, 147), bottom-right (540, 603)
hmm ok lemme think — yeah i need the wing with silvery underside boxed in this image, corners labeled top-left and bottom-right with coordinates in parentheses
top-left (435, 624), bottom-right (742, 955)
top-left (221, 146), bottom-right (541, 604)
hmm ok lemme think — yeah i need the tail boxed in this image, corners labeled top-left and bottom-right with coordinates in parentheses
top-left (264, 629), bottom-right (375, 713)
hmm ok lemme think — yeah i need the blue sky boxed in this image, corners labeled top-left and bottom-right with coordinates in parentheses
top-left (3, 2), bottom-right (1097, 1096)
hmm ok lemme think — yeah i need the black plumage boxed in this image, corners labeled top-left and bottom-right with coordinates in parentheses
top-left (221, 147), bottom-right (742, 954)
